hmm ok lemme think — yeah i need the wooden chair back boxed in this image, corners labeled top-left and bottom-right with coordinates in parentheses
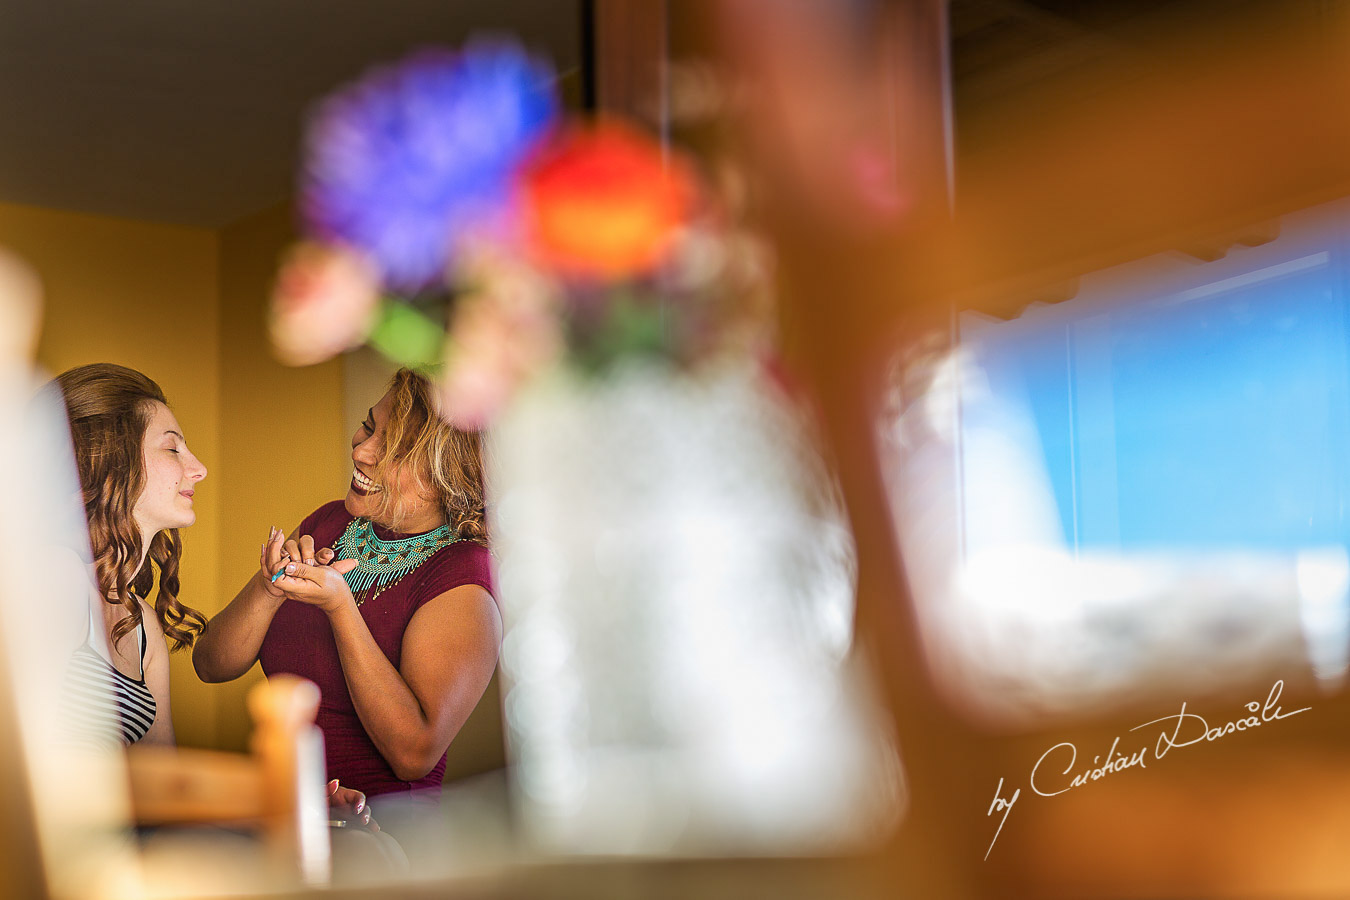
top-left (127, 676), bottom-right (331, 887)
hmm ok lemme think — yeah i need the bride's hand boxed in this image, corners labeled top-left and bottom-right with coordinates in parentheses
top-left (327, 779), bottom-right (379, 831)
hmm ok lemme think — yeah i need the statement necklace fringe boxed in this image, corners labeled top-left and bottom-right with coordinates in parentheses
top-left (334, 517), bottom-right (460, 606)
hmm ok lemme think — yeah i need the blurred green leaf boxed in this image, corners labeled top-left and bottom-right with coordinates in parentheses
top-left (368, 299), bottom-right (443, 369)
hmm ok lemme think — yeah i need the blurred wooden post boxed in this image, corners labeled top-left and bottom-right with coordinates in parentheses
top-left (586, 0), bottom-right (669, 136)
top-left (126, 749), bottom-right (264, 823)
top-left (705, 2), bottom-right (995, 896)
top-left (0, 252), bottom-right (49, 900)
top-left (248, 675), bottom-right (330, 886)
top-left (0, 659), bottom-right (51, 900)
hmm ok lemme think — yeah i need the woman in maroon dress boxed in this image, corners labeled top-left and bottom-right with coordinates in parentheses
top-left (193, 369), bottom-right (499, 805)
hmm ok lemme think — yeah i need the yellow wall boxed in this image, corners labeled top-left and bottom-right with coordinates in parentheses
top-left (6, 200), bottom-right (503, 773)
top-left (214, 204), bottom-right (349, 750)
top-left (0, 202), bottom-right (223, 748)
top-left (0, 201), bottom-right (347, 752)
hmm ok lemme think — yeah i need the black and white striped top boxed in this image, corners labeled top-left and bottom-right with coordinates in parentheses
top-left (60, 608), bottom-right (157, 747)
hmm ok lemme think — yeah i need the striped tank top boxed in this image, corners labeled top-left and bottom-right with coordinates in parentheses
top-left (60, 603), bottom-right (157, 746)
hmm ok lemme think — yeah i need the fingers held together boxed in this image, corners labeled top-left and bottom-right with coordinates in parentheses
top-left (261, 527), bottom-right (291, 595)
top-left (279, 534), bottom-right (333, 568)
top-left (327, 779), bottom-right (377, 830)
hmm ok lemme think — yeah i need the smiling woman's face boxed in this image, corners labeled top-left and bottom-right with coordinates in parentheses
top-left (346, 388), bottom-right (444, 533)
top-left (132, 401), bottom-right (207, 539)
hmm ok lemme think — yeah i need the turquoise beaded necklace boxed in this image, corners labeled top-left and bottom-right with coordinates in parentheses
top-left (333, 517), bottom-right (461, 605)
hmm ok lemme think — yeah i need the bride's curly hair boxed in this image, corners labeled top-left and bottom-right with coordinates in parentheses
top-left (368, 368), bottom-right (488, 545)
top-left (55, 364), bottom-right (206, 651)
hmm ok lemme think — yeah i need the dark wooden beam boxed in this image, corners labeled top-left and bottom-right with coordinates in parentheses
top-left (587, 0), bottom-right (669, 137)
top-left (937, 5), bottom-right (1350, 316)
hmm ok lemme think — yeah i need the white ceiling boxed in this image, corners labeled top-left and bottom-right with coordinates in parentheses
top-left (0, 0), bottom-right (582, 227)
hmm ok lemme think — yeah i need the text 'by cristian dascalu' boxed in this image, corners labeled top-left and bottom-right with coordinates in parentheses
top-left (983, 679), bottom-right (1310, 860)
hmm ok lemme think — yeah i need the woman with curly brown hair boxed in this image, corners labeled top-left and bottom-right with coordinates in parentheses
top-left (193, 368), bottom-right (499, 802)
top-left (55, 363), bottom-right (208, 745)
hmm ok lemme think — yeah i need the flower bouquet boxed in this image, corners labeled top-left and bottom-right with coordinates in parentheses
top-left (269, 39), bottom-right (771, 426)
top-left (271, 39), bottom-right (900, 857)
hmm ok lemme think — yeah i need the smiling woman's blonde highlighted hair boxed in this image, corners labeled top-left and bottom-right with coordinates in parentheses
top-left (367, 368), bottom-right (488, 543)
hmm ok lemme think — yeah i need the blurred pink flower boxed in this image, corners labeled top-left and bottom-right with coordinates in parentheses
top-left (269, 242), bottom-right (381, 366)
top-left (438, 245), bottom-right (563, 427)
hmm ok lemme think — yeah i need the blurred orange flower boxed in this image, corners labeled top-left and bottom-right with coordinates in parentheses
top-left (522, 120), bottom-right (698, 281)
top-left (269, 242), bottom-right (381, 366)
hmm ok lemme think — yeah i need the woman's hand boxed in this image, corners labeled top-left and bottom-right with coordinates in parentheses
top-left (272, 547), bottom-right (359, 616)
top-left (327, 778), bottom-right (379, 831)
top-left (280, 533), bottom-right (339, 570)
top-left (261, 529), bottom-right (340, 599)
top-left (259, 527), bottom-right (291, 599)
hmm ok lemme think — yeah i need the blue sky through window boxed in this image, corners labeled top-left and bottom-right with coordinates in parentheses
top-left (961, 237), bottom-right (1350, 555)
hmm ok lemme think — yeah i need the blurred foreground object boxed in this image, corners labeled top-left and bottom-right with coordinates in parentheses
top-left (270, 38), bottom-right (766, 426)
top-left (520, 119), bottom-right (696, 278)
top-left (0, 261), bottom-right (139, 900)
top-left (0, 254), bottom-right (332, 897)
top-left (129, 676), bottom-right (331, 888)
top-left (274, 33), bottom-right (904, 856)
top-left (492, 361), bottom-right (902, 855)
top-left (299, 41), bottom-right (559, 292)
top-left (271, 39), bottom-right (562, 372)
top-left (708, 0), bottom-right (1350, 896)
top-left (268, 243), bottom-right (381, 367)
top-left (882, 198), bottom-right (1350, 723)
top-left (0, 248), bottom-right (41, 365)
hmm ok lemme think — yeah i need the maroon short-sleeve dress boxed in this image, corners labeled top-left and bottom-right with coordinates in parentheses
top-left (258, 500), bottom-right (495, 798)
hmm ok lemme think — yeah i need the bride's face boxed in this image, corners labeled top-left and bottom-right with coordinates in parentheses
top-left (132, 401), bottom-right (207, 537)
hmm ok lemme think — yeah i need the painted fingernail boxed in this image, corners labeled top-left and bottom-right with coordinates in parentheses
top-left (356, 800), bottom-right (364, 813)
top-left (286, 563), bottom-right (297, 574)
top-left (305, 558), bottom-right (315, 566)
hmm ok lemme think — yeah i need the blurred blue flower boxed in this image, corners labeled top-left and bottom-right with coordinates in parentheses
top-left (300, 40), bottom-right (559, 291)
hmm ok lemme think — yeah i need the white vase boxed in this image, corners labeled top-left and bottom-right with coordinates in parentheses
top-left (490, 360), bottom-right (903, 855)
